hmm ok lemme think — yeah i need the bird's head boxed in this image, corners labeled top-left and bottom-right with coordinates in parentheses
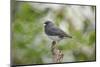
top-left (44, 21), bottom-right (52, 25)
top-left (44, 21), bottom-right (55, 27)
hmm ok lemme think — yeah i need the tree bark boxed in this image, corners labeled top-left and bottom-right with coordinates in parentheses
top-left (51, 41), bottom-right (64, 63)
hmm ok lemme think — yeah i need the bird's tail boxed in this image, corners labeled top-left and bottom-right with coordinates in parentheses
top-left (65, 35), bottom-right (72, 38)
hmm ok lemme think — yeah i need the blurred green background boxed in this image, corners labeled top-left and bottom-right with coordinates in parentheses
top-left (12, 2), bottom-right (96, 65)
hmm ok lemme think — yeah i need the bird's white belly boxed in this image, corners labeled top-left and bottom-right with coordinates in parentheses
top-left (48, 36), bottom-right (61, 41)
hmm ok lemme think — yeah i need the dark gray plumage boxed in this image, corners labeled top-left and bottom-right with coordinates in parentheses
top-left (44, 21), bottom-right (72, 41)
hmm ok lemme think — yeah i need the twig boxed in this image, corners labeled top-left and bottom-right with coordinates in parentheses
top-left (51, 41), bottom-right (64, 63)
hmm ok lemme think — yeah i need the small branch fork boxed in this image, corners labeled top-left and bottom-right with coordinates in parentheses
top-left (51, 41), bottom-right (64, 63)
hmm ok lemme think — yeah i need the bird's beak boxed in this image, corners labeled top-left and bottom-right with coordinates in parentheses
top-left (43, 23), bottom-right (46, 26)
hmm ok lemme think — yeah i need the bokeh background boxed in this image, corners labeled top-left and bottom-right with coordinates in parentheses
top-left (12, 2), bottom-right (96, 65)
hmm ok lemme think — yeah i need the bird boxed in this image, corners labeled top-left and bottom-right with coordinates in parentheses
top-left (44, 21), bottom-right (72, 42)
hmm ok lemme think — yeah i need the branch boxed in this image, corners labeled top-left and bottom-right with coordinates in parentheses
top-left (51, 41), bottom-right (64, 63)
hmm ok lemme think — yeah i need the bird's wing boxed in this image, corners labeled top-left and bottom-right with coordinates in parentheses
top-left (48, 27), bottom-right (72, 38)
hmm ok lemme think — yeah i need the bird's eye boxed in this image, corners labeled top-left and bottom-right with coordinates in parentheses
top-left (44, 23), bottom-right (47, 24)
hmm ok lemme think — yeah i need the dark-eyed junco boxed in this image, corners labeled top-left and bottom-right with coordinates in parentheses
top-left (44, 21), bottom-right (72, 42)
